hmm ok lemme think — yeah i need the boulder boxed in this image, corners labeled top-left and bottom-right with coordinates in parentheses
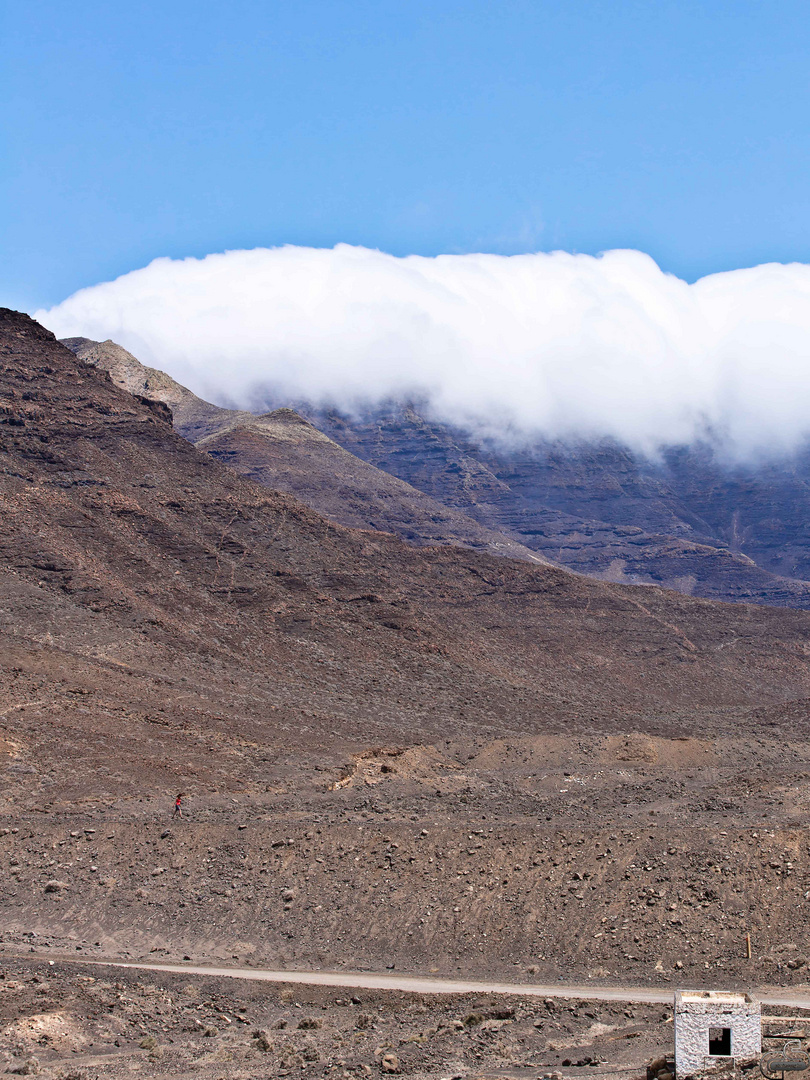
top-left (252, 1030), bottom-right (272, 1051)
top-left (7, 1059), bottom-right (39, 1076)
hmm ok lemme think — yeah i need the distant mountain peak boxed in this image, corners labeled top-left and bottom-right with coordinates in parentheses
top-left (62, 334), bottom-right (548, 565)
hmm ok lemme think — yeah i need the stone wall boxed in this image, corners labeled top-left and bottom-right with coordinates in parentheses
top-left (674, 992), bottom-right (761, 1077)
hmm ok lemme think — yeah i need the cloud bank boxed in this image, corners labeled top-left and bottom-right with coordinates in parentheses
top-left (36, 244), bottom-right (810, 456)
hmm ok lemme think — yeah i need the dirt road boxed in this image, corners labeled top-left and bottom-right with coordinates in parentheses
top-left (62, 957), bottom-right (810, 1008)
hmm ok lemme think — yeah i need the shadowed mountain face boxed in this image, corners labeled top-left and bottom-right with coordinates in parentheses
top-left (63, 336), bottom-right (810, 609)
top-left (292, 403), bottom-right (810, 608)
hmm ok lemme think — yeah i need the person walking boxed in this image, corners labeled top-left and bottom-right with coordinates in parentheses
top-left (173, 792), bottom-right (185, 818)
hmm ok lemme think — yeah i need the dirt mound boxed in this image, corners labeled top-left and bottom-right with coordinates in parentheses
top-left (332, 744), bottom-right (467, 791)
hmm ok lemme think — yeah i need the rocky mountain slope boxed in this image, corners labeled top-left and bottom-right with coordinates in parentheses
top-left (9, 311), bottom-right (810, 791)
top-left (6, 308), bottom-right (810, 1014)
top-left (63, 337), bottom-right (810, 609)
top-left (62, 337), bottom-right (549, 564)
top-left (301, 402), bottom-right (810, 609)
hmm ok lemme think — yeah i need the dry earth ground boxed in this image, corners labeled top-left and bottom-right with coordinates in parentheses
top-left (0, 955), bottom-right (682, 1079)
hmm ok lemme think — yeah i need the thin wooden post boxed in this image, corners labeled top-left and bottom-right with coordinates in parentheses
top-left (746, 932), bottom-right (752, 959)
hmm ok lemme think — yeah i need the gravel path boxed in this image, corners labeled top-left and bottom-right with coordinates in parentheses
top-left (66, 957), bottom-right (810, 1008)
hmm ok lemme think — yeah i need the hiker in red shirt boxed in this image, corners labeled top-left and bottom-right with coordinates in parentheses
top-left (173, 793), bottom-right (184, 818)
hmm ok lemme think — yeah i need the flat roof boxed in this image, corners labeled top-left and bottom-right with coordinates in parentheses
top-left (677, 991), bottom-right (752, 1004)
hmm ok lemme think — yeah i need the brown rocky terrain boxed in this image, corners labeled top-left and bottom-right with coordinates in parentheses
top-left (196, 412), bottom-right (549, 564)
top-left (58, 337), bottom-right (244, 443)
top-left (5, 309), bottom-right (810, 1077)
top-left (1, 956), bottom-right (808, 1079)
top-left (0, 955), bottom-right (684, 1079)
top-left (6, 729), bottom-right (810, 987)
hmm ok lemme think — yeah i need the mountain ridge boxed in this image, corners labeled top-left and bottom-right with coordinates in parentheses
top-left (63, 334), bottom-right (810, 609)
top-left (61, 336), bottom-right (551, 564)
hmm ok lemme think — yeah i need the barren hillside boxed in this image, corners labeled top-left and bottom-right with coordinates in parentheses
top-left (4, 309), bottom-right (810, 1032)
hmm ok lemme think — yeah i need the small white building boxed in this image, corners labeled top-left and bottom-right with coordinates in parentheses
top-left (674, 991), bottom-right (761, 1076)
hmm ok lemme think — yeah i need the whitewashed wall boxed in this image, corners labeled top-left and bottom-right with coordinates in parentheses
top-left (674, 993), bottom-right (761, 1076)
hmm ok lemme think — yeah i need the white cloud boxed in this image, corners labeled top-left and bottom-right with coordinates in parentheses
top-left (35, 244), bottom-right (810, 456)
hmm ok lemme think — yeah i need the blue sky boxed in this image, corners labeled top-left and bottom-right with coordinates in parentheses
top-left (4, 0), bottom-right (810, 311)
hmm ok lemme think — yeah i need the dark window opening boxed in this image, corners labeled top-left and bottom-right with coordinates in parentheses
top-left (709, 1027), bottom-right (731, 1056)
